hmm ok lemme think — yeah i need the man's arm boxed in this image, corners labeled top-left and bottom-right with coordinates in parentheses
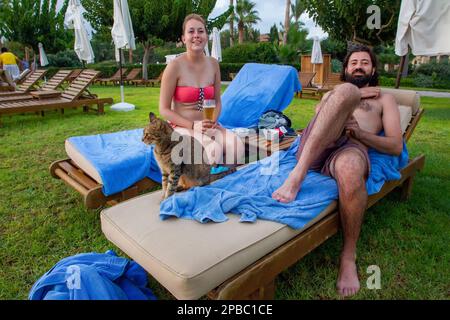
top-left (346, 93), bottom-right (403, 155)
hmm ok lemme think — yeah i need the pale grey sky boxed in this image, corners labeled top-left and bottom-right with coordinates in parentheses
top-left (56, 0), bottom-right (327, 39)
top-left (210, 0), bottom-right (328, 39)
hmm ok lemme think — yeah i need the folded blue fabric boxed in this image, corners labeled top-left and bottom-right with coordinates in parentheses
top-left (160, 137), bottom-right (409, 229)
top-left (29, 250), bottom-right (157, 300)
top-left (219, 63), bottom-right (301, 129)
top-left (68, 129), bottom-right (162, 196)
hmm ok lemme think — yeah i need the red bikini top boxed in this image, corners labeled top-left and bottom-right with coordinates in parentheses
top-left (174, 85), bottom-right (215, 111)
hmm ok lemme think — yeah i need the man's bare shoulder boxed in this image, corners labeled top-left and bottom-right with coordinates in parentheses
top-left (378, 91), bottom-right (396, 103)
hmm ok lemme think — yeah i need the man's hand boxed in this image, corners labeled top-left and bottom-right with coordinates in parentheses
top-left (344, 116), bottom-right (364, 140)
top-left (360, 86), bottom-right (380, 99)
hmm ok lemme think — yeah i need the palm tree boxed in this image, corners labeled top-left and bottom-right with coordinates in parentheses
top-left (229, 0), bottom-right (234, 47)
top-left (290, 0), bottom-right (305, 24)
top-left (283, 0), bottom-right (291, 45)
top-left (235, 0), bottom-right (260, 44)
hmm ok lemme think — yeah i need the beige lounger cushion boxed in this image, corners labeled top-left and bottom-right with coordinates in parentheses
top-left (398, 105), bottom-right (413, 134)
top-left (65, 139), bottom-right (103, 184)
top-left (101, 190), bottom-right (337, 300)
top-left (381, 88), bottom-right (420, 115)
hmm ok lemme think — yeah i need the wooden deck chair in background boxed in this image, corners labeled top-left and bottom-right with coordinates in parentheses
top-left (0, 69), bottom-right (47, 97)
top-left (95, 68), bottom-right (128, 86)
top-left (0, 70), bottom-right (72, 103)
top-left (0, 69), bottom-right (113, 126)
top-left (296, 72), bottom-right (316, 98)
top-left (124, 68), bottom-right (141, 85)
top-left (131, 71), bottom-right (164, 87)
top-left (301, 73), bottom-right (345, 100)
top-left (99, 88), bottom-right (425, 300)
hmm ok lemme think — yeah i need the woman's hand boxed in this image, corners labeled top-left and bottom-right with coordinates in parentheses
top-left (193, 120), bottom-right (216, 133)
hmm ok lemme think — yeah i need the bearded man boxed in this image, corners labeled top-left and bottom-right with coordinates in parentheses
top-left (272, 45), bottom-right (403, 297)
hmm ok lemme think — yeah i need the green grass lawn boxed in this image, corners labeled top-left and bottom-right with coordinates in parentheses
top-left (0, 85), bottom-right (449, 300)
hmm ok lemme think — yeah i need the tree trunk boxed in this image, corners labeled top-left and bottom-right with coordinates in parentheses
top-left (129, 48), bottom-right (133, 64)
top-left (142, 45), bottom-right (151, 80)
top-left (229, 0), bottom-right (234, 47)
top-left (283, 0), bottom-right (290, 45)
top-left (238, 22), bottom-right (244, 44)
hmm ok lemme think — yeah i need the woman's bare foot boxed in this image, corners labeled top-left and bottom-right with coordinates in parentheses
top-left (272, 175), bottom-right (302, 203)
top-left (336, 256), bottom-right (360, 297)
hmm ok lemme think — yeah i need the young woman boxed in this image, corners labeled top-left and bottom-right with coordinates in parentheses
top-left (159, 14), bottom-right (245, 166)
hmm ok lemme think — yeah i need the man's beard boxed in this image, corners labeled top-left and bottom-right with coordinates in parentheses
top-left (345, 69), bottom-right (372, 88)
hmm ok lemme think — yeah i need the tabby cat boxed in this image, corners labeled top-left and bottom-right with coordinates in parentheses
top-left (142, 112), bottom-right (234, 200)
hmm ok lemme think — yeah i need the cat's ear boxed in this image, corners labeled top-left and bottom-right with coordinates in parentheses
top-left (149, 112), bottom-right (157, 122)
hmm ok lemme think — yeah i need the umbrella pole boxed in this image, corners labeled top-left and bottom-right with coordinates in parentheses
top-left (119, 48), bottom-right (124, 103)
top-left (395, 51), bottom-right (407, 89)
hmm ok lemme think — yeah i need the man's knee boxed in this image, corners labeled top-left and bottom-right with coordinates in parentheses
top-left (332, 83), bottom-right (361, 112)
top-left (333, 152), bottom-right (367, 191)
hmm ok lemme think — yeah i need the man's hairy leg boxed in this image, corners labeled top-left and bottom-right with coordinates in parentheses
top-left (332, 150), bottom-right (368, 298)
top-left (272, 83), bottom-right (361, 203)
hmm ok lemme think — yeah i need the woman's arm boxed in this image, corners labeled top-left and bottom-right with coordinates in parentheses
top-left (158, 60), bottom-right (195, 129)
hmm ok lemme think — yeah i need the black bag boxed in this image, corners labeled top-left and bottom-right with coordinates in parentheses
top-left (257, 110), bottom-right (296, 140)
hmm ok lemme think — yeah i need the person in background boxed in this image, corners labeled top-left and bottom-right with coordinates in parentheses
top-left (0, 47), bottom-right (23, 81)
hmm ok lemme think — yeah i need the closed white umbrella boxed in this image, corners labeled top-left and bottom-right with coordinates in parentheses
top-left (311, 37), bottom-right (323, 85)
top-left (111, 0), bottom-right (136, 112)
top-left (64, 0), bottom-right (95, 65)
top-left (394, 0), bottom-right (450, 87)
top-left (211, 27), bottom-right (222, 62)
top-left (38, 43), bottom-right (49, 67)
top-left (311, 37), bottom-right (323, 64)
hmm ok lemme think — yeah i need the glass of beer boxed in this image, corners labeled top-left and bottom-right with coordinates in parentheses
top-left (202, 99), bottom-right (216, 121)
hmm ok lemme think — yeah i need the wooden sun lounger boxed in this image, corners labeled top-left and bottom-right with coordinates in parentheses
top-left (130, 71), bottom-right (164, 87)
top-left (95, 68), bottom-right (128, 86)
top-left (208, 108), bottom-right (424, 299)
top-left (0, 69), bottom-right (113, 126)
top-left (98, 104), bottom-right (424, 300)
top-left (0, 69), bottom-right (47, 97)
top-left (49, 131), bottom-right (301, 209)
top-left (296, 72), bottom-right (316, 98)
top-left (97, 88), bottom-right (424, 300)
top-left (0, 70), bottom-right (71, 103)
top-left (301, 73), bottom-right (344, 100)
top-left (124, 68), bottom-right (141, 85)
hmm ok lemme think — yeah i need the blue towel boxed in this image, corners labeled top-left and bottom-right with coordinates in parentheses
top-left (160, 137), bottom-right (409, 229)
top-left (68, 129), bottom-right (162, 196)
top-left (219, 63), bottom-right (301, 129)
top-left (29, 250), bottom-right (157, 300)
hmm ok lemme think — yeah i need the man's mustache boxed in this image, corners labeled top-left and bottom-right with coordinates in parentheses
top-left (352, 68), bottom-right (367, 75)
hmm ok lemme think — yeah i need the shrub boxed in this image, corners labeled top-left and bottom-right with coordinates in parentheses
top-left (47, 50), bottom-right (82, 68)
top-left (222, 43), bottom-right (278, 63)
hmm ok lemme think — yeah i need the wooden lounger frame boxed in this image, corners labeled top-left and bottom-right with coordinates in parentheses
top-left (0, 69), bottom-right (113, 126)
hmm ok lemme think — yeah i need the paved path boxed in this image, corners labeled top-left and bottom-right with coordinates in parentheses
top-left (415, 90), bottom-right (450, 98)
top-left (221, 82), bottom-right (450, 98)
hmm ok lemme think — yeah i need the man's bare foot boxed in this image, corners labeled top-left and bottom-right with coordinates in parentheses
top-left (337, 256), bottom-right (360, 297)
top-left (272, 175), bottom-right (301, 203)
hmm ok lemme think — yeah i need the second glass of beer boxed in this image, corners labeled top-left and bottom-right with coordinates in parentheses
top-left (203, 99), bottom-right (216, 121)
